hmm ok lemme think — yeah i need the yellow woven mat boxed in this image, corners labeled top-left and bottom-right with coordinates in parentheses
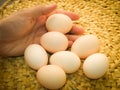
top-left (0, 0), bottom-right (120, 90)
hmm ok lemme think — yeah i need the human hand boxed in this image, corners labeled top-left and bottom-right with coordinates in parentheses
top-left (0, 4), bottom-right (84, 57)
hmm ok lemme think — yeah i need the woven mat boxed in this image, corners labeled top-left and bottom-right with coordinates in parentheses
top-left (0, 0), bottom-right (120, 90)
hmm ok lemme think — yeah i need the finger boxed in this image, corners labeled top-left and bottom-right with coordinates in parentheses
top-left (66, 35), bottom-right (80, 42)
top-left (32, 15), bottom-right (47, 32)
top-left (32, 26), bottom-right (47, 44)
top-left (68, 41), bottom-right (73, 48)
top-left (30, 4), bottom-right (57, 18)
top-left (38, 15), bottom-right (47, 25)
top-left (49, 9), bottom-right (80, 20)
top-left (70, 25), bottom-right (84, 35)
top-left (35, 26), bottom-right (47, 37)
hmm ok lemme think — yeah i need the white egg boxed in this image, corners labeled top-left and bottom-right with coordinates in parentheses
top-left (46, 14), bottom-right (73, 34)
top-left (24, 44), bottom-right (48, 70)
top-left (71, 34), bottom-right (100, 58)
top-left (40, 31), bottom-right (68, 53)
top-left (50, 51), bottom-right (81, 73)
top-left (36, 65), bottom-right (66, 89)
top-left (83, 53), bottom-right (109, 79)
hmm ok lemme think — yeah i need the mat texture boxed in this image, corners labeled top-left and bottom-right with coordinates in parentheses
top-left (0, 0), bottom-right (120, 90)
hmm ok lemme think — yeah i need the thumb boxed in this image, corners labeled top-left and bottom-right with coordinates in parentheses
top-left (29, 4), bottom-right (57, 18)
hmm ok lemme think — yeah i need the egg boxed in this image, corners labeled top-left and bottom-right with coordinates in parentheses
top-left (71, 34), bottom-right (100, 58)
top-left (46, 14), bottom-right (73, 34)
top-left (40, 31), bottom-right (68, 53)
top-left (83, 53), bottom-right (109, 79)
top-left (36, 65), bottom-right (66, 89)
top-left (24, 44), bottom-right (48, 70)
top-left (50, 51), bottom-right (81, 73)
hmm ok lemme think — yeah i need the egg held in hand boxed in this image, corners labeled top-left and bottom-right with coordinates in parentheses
top-left (71, 34), bottom-right (100, 59)
top-left (40, 31), bottom-right (68, 53)
top-left (46, 14), bottom-right (73, 34)
top-left (50, 51), bottom-right (81, 73)
top-left (24, 44), bottom-right (48, 70)
top-left (36, 65), bottom-right (66, 89)
top-left (83, 53), bottom-right (109, 79)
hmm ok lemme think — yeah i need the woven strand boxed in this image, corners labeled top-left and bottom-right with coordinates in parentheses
top-left (0, 0), bottom-right (120, 90)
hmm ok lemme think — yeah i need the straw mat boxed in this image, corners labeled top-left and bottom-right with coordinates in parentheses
top-left (0, 0), bottom-right (120, 90)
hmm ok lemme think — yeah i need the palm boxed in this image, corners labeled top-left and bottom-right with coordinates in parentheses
top-left (2, 17), bottom-right (48, 56)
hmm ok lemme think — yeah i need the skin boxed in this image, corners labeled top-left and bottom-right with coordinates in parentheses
top-left (0, 4), bottom-right (84, 57)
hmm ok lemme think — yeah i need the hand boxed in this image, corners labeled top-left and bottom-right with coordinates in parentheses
top-left (0, 4), bottom-right (84, 57)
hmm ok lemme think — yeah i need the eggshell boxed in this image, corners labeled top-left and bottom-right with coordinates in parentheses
top-left (83, 53), bottom-right (109, 79)
top-left (71, 34), bottom-right (100, 58)
top-left (24, 44), bottom-right (48, 70)
top-left (50, 51), bottom-right (81, 73)
top-left (40, 32), bottom-right (68, 53)
top-left (36, 65), bottom-right (66, 89)
top-left (46, 14), bottom-right (73, 34)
